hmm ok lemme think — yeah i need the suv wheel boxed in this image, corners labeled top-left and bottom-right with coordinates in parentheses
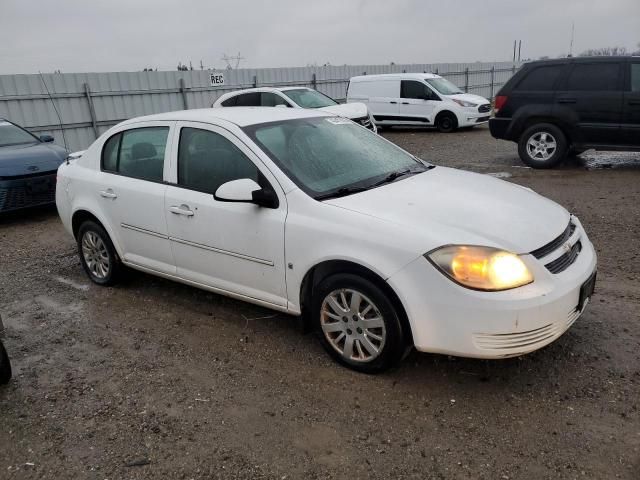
top-left (77, 221), bottom-right (122, 285)
top-left (313, 273), bottom-right (406, 373)
top-left (518, 123), bottom-right (568, 168)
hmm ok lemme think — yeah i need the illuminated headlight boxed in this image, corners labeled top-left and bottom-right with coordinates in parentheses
top-left (426, 245), bottom-right (533, 291)
top-left (452, 99), bottom-right (478, 108)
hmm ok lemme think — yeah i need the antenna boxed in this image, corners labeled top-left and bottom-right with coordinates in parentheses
top-left (569, 21), bottom-right (575, 57)
top-left (221, 52), bottom-right (245, 70)
top-left (38, 71), bottom-right (68, 152)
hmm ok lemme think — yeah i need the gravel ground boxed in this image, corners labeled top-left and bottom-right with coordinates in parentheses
top-left (1, 125), bottom-right (639, 479)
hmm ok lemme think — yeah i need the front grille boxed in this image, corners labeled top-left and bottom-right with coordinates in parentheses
top-left (475, 116), bottom-right (490, 123)
top-left (0, 174), bottom-right (56, 212)
top-left (530, 221), bottom-right (576, 259)
top-left (478, 104), bottom-right (491, 113)
top-left (354, 115), bottom-right (375, 130)
top-left (474, 324), bottom-right (558, 351)
top-left (545, 241), bottom-right (582, 274)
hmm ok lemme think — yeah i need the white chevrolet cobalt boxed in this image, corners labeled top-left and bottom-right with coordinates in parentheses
top-left (56, 108), bottom-right (597, 373)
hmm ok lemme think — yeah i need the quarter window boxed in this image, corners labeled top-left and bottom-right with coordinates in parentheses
top-left (515, 65), bottom-right (564, 91)
top-left (261, 92), bottom-right (290, 107)
top-left (234, 93), bottom-right (261, 106)
top-left (631, 64), bottom-right (640, 92)
top-left (177, 128), bottom-right (260, 195)
top-left (566, 63), bottom-right (621, 91)
top-left (100, 127), bottom-right (168, 182)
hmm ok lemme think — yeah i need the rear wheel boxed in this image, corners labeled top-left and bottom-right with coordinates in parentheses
top-left (313, 274), bottom-right (406, 373)
top-left (77, 221), bottom-right (122, 286)
top-left (436, 112), bottom-right (458, 133)
top-left (518, 123), bottom-right (568, 168)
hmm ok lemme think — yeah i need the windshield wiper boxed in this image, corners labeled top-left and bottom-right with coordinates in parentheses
top-left (315, 186), bottom-right (370, 201)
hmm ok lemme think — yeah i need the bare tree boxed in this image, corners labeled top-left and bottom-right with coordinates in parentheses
top-left (579, 46), bottom-right (628, 57)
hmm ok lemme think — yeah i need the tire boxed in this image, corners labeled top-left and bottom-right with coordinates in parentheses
top-left (313, 273), bottom-right (407, 373)
top-left (77, 221), bottom-right (122, 286)
top-left (518, 123), bottom-right (568, 168)
top-left (0, 340), bottom-right (11, 385)
top-left (435, 112), bottom-right (458, 133)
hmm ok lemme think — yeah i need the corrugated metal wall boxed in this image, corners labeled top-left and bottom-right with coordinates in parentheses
top-left (0, 61), bottom-right (521, 152)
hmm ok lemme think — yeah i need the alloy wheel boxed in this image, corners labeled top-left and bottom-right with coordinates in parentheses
top-left (526, 132), bottom-right (557, 160)
top-left (81, 231), bottom-right (110, 280)
top-left (320, 288), bottom-right (386, 363)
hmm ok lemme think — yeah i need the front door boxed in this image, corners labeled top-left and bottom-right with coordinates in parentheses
top-left (164, 122), bottom-right (288, 307)
top-left (555, 61), bottom-right (624, 146)
top-left (622, 61), bottom-right (640, 146)
top-left (397, 80), bottom-right (439, 124)
top-left (97, 123), bottom-right (175, 274)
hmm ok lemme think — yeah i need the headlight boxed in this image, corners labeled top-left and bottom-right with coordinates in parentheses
top-left (426, 245), bottom-right (533, 291)
top-left (452, 99), bottom-right (478, 108)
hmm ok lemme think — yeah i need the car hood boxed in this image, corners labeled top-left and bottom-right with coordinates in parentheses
top-left (317, 102), bottom-right (369, 119)
top-left (447, 93), bottom-right (490, 105)
top-left (324, 167), bottom-right (569, 254)
top-left (0, 142), bottom-right (68, 177)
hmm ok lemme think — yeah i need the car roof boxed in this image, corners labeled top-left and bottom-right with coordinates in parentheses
top-left (121, 107), bottom-right (332, 127)
top-left (523, 55), bottom-right (634, 67)
top-left (350, 73), bottom-right (441, 82)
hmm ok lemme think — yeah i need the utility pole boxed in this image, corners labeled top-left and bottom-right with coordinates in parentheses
top-left (513, 40), bottom-right (517, 62)
top-left (518, 40), bottom-right (522, 62)
top-left (568, 21), bottom-right (575, 57)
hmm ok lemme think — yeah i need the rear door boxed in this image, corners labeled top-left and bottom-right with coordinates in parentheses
top-left (622, 60), bottom-right (640, 146)
top-left (555, 61), bottom-right (624, 146)
top-left (352, 80), bottom-right (399, 122)
top-left (397, 80), bottom-right (439, 124)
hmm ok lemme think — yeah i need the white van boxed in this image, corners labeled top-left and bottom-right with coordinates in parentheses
top-left (347, 73), bottom-right (491, 132)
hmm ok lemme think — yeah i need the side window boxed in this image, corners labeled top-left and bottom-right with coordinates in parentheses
top-left (101, 127), bottom-right (168, 182)
top-left (102, 133), bottom-right (120, 172)
top-left (221, 96), bottom-right (238, 107)
top-left (177, 127), bottom-right (260, 195)
top-left (566, 63), bottom-right (621, 91)
top-left (631, 64), bottom-right (640, 92)
top-left (515, 65), bottom-right (564, 91)
top-left (401, 80), bottom-right (429, 100)
top-left (261, 92), bottom-right (290, 107)
top-left (235, 93), bottom-right (261, 106)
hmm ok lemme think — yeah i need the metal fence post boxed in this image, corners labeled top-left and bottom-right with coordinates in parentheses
top-left (311, 73), bottom-right (317, 89)
top-left (253, 75), bottom-right (258, 88)
top-left (179, 78), bottom-right (188, 110)
top-left (464, 67), bottom-right (469, 93)
top-left (83, 83), bottom-right (98, 139)
top-left (490, 66), bottom-right (495, 100)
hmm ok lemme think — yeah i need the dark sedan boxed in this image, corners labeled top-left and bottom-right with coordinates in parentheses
top-left (0, 119), bottom-right (68, 212)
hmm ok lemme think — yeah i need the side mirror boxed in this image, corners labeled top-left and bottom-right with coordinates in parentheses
top-left (40, 134), bottom-right (54, 143)
top-left (214, 178), bottom-right (279, 208)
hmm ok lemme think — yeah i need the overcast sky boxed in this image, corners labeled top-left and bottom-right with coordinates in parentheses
top-left (1, 0), bottom-right (639, 74)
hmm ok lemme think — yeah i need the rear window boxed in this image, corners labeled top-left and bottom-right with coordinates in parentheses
top-left (515, 65), bottom-right (564, 91)
top-left (566, 63), bottom-right (621, 91)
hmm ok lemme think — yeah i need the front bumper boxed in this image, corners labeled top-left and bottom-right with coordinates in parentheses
top-left (457, 111), bottom-right (491, 128)
top-left (0, 173), bottom-right (57, 212)
top-left (387, 221), bottom-right (597, 359)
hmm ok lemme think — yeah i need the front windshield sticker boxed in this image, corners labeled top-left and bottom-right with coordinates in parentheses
top-left (325, 117), bottom-right (351, 125)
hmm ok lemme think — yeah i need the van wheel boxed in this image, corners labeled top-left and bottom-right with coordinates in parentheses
top-left (518, 123), bottom-right (568, 168)
top-left (77, 221), bottom-right (122, 286)
top-left (313, 274), bottom-right (406, 373)
top-left (435, 112), bottom-right (458, 133)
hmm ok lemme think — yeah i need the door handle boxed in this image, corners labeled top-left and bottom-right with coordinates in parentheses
top-left (169, 204), bottom-right (194, 217)
top-left (557, 98), bottom-right (577, 104)
top-left (389, 101), bottom-right (397, 104)
top-left (99, 189), bottom-right (117, 199)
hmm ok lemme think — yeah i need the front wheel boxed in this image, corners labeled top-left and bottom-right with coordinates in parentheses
top-left (436, 112), bottom-right (458, 133)
top-left (518, 123), bottom-right (568, 168)
top-left (313, 274), bottom-right (407, 373)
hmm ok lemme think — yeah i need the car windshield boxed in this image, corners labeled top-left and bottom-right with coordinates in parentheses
top-left (244, 117), bottom-right (431, 199)
top-left (0, 121), bottom-right (39, 147)
top-left (282, 89), bottom-right (338, 109)
top-left (425, 77), bottom-right (463, 95)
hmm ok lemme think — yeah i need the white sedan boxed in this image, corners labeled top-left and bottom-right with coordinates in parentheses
top-left (56, 108), bottom-right (597, 373)
top-left (213, 86), bottom-right (377, 133)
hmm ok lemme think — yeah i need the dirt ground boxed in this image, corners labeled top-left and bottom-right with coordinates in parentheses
top-left (1, 125), bottom-right (639, 480)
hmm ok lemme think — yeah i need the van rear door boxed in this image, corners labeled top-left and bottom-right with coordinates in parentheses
top-left (349, 79), bottom-right (399, 122)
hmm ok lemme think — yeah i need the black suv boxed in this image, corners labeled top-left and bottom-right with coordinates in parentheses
top-left (490, 56), bottom-right (640, 168)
